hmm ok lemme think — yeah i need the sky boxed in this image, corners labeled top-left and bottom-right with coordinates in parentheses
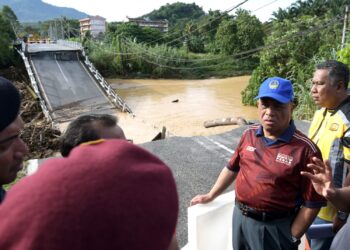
top-left (42, 0), bottom-right (297, 22)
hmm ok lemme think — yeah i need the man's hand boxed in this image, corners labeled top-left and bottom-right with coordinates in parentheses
top-left (190, 194), bottom-right (213, 206)
top-left (300, 157), bottom-right (335, 198)
top-left (332, 216), bottom-right (347, 233)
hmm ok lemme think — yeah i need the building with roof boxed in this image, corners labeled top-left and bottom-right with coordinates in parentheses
top-left (127, 17), bottom-right (169, 32)
top-left (79, 16), bottom-right (106, 38)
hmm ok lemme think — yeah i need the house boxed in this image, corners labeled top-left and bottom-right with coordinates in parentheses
top-left (79, 16), bottom-right (106, 38)
top-left (127, 17), bottom-right (169, 32)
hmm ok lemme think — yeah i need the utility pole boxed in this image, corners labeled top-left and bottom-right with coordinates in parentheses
top-left (54, 19), bottom-right (58, 40)
top-left (341, 5), bottom-right (349, 49)
top-left (60, 17), bottom-right (64, 39)
top-left (67, 21), bottom-right (70, 39)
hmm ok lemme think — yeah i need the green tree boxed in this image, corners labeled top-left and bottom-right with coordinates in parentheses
top-left (215, 18), bottom-right (238, 54)
top-left (143, 2), bottom-right (205, 26)
top-left (241, 15), bottom-right (342, 119)
top-left (235, 9), bottom-right (264, 52)
top-left (184, 21), bottom-right (204, 53)
top-left (0, 6), bottom-right (18, 68)
top-left (271, 0), bottom-right (350, 21)
top-left (115, 22), bottom-right (164, 45)
top-left (1, 5), bottom-right (19, 38)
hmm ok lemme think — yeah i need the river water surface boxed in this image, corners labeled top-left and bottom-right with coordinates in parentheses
top-left (109, 76), bottom-right (258, 140)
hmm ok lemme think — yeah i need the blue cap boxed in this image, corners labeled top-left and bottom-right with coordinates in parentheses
top-left (254, 77), bottom-right (294, 104)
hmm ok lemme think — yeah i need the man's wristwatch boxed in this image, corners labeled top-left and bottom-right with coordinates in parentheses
top-left (291, 235), bottom-right (301, 246)
top-left (337, 210), bottom-right (348, 221)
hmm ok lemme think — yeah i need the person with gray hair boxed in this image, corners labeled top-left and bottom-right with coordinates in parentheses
top-left (0, 76), bottom-right (28, 202)
top-left (307, 60), bottom-right (350, 250)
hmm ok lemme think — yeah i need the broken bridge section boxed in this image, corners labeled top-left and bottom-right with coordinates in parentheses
top-left (22, 42), bottom-right (131, 123)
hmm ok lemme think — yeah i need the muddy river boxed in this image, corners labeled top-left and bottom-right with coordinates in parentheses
top-left (109, 76), bottom-right (258, 140)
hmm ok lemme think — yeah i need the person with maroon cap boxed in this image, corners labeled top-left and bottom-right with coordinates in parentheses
top-left (0, 76), bottom-right (28, 202)
top-left (0, 139), bottom-right (179, 250)
top-left (191, 77), bottom-right (326, 249)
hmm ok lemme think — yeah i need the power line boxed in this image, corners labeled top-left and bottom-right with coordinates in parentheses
top-left (252, 0), bottom-right (279, 12)
top-left (118, 0), bottom-right (282, 63)
top-left (164, 0), bottom-right (249, 47)
top-left (121, 15), bottom-right (343, 70)
top-left (135, 0), bottom-right (249, 48)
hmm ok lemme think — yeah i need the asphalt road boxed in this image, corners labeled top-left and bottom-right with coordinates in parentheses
top-left (141, 121), bottom-right (310, 248)
top-left (29, 50), bottom-right (115, 122)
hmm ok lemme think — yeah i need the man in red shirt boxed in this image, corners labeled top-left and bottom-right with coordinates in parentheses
top-left (191, 77), bottom-right (326, 249)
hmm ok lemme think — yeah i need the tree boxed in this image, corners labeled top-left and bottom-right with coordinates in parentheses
top-left (1, 5), bottom-right (19, 38)
top-left (184, 21), bottom-right (204, 53)
top-left (215, 18), bottom-right (238, 54)
top-left (143, 2), bottom-right (205, 26)
top-left (0, 6), bottom-right (17, 68)
top-left (271, 0), bottom-right (350, 22)
top-left (235, 9), bottom-right (264, 52)
top-left (241, 15), bottom-right (342, 119)
top-left (115, 22), bottom-right (164, 45)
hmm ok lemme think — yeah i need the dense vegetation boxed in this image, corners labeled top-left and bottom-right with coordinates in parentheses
top-left (0, 6), bottom-right (18, 68)
top-left (242, 0), bottom-right (349, 119)
top-left (84, 4), bottom-right (264, 79)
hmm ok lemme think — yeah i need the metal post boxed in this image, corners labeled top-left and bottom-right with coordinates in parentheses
top-left (341, 6), bottom-right (349, 49)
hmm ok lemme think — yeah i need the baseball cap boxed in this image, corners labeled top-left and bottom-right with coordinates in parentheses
top-left (0, 77), bottom-right (21, 132)
top-left (0, 139), bottom-right (178, 250)
top-left (254, 77), bottom-right (294, 104)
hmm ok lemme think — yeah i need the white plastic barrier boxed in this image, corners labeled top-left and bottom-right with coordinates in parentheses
top-left (183, 191), bottom-right (306, 250)
top-left (184, 191), bottom-right (235, 250)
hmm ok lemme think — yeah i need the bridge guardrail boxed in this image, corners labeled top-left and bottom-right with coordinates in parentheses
top-left (16, 49), bottom-right (52, 121)
top-left (57, 40), bottom-right (83, 50)
top-left (81, 49), bottom-right (133, 114)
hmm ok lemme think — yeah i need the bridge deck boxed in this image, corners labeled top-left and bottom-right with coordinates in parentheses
top-left (27, 44), bottom-right (116, 122)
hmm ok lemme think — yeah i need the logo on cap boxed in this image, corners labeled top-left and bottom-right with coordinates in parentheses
top-left (269, 80), bottom-right (279, 89)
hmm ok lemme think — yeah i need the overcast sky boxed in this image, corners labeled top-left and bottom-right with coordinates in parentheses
top-left (42, 0), bottom-right (297, 22)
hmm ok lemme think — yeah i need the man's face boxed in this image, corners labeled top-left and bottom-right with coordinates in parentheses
top-left (311, 69), bottom-right (341, 109)
top-left (258, 98), bottom-right (293, 139)
top-left (0, 116), bottom-right (28, 185)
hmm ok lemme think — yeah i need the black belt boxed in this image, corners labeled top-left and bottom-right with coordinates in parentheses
top-left (235, 200), bottom-right (298, 222)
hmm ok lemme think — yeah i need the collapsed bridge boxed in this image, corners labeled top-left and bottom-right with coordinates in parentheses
top-left (18, 40), bottom-right (132, 123)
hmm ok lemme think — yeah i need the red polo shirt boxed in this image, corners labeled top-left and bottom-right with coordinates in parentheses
top-left (227, 123), bottom-right (326, 212)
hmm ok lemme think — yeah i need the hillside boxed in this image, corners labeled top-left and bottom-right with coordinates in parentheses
top-left (0, 0), bottom-right (87, 22)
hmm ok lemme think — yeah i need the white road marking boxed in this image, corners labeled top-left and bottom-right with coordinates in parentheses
top-left (55, 54), bottom-right (69, 83)
top-left (203, 136), bottom-right (235, 154)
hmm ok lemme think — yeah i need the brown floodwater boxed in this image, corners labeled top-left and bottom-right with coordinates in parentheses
top-left (108, 76), bottom-right (258, 137)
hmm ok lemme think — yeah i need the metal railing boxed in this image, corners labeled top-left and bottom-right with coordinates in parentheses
top-left (81, 49), bottom-right (133, 114)
top-left (57, 39), bottom-right (83, 50)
